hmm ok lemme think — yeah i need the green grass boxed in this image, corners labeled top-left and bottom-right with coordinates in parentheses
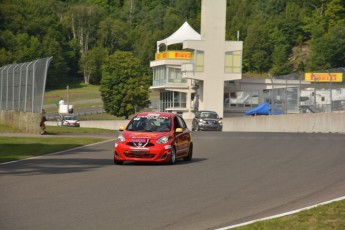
top-left (44, 84), bottom-right (102, 106)
top-left (0, 136), bottom-right (106, 163)
top-left (233, 199), bottom-right (345, 230)
top-left (0, 123), bottom-right (23, 133)
top-left (0, 123), bottom-right (115, 134)
top-left (45, 125), bottom-right (115, 134)
top-left (0, 123), bottom-right (114, 163)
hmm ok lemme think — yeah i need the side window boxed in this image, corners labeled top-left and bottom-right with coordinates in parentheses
top-left (174, 116), bottom-right (181, 130)
top-left (177, 116), bottom-right (187, 129)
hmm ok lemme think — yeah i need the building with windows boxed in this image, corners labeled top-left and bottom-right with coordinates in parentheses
top-left (150, 0), bottom-right (242, 119)
top-left (149, 0), bottom-right (312, 119)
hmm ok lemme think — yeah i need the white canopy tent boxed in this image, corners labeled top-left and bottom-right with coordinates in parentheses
top-left (156, 21), bottom-right (201, 52)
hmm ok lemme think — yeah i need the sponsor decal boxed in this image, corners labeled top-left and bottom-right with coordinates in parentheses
top-left (305, 73), bottom-right (343, 82)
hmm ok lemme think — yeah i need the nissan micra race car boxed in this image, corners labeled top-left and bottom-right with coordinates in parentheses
top-left (114, 112), bottom-right (193, 165)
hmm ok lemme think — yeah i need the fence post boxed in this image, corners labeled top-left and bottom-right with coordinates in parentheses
top-left (327, 70), bottom-right (332, 112)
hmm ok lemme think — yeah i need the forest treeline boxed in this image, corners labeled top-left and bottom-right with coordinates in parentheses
top-left (1, 0), bottom-right (344, 88)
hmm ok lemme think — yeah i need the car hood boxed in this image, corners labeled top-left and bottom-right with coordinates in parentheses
top-left (200, 118), bottom-right (221, 121)
top-left (122, 131), bottom-right (169, 141)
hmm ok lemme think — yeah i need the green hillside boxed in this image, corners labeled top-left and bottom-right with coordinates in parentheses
top-left (1, 0), bottom-right (344, 87)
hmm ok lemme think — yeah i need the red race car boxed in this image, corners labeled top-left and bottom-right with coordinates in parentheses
top-left (114, 112), bottom-right (193, 165)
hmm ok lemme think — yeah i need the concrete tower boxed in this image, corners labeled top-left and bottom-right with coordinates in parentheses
top-left (150, 0), bottom-right (243, 119)
top-left (183, 0), bottom-right (243, 117)
top-left (199, 0), bottom-right (227, 117)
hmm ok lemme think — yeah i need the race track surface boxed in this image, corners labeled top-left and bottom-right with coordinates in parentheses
top-left (1, 132), bottom-right (345, 230)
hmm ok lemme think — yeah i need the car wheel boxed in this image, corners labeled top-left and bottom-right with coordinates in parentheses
top-left (114, 158), bottom-right (123, 165)
top-left (168, 147), bottom-right (176, 165)
top-left (184, 144), bottom-right (193, 161)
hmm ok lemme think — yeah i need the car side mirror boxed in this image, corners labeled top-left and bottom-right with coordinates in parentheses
top-left (175, 128), bottom-right (183, 133)
top-left (119, 126), bottom-right (125, 131)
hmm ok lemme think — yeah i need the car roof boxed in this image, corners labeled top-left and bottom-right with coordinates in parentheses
top-left (198, 110), bottom-right (218, 113)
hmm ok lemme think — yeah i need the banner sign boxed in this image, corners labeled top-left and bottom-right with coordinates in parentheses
top-left (155, 51), bottom-right (192, 60)
top-left (305, 73), bottom-right (343, 82)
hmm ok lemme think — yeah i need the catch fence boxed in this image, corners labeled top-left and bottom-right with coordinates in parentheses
top-left (0, 57), bottom-right (52, 113)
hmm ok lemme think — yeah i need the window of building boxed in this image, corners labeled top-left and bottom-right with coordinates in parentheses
top-left (153, 67), bottom-right (166, 86)
top-left (168, 67), bottom-right (187, 84)
top-left (160, 91), bottom-right (187, 111)
top-left (224, 92), bottom-right (230, 108)
top-left (174, 91), bottom-right (180, 107)
top-left (196, 50), bottom-right (204, 72)
top-left (153, 67), bottom-right (187, 86)
top-left (225, 50), bottom-right (242, 73)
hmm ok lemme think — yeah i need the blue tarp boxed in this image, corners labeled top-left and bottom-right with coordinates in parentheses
top-left (244, 102), bottom-right (283, 116)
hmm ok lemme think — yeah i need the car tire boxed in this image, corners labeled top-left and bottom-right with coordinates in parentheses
top-left (184, 144), bottom-right (193, 161)
top-left (168, 147), bottom-right (176, 165)
top-left (114, 158), bottom-right (124, 165)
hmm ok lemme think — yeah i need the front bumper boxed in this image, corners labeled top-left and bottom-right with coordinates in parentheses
top-left (63, 123), bottom-right (80, 127)
top-left (114, 143), bottom-right (172, 162)
top-left (199, 124), bottom-right (222, 131)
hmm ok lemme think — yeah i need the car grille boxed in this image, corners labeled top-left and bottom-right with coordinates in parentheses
top-left (127, 142), bottom-right (154, 147)
top-left (126, 150), bottom-right (155, 159)
top-left (205, 120), bottom-right (218, 124)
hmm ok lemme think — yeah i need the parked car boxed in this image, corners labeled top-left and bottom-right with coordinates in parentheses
top-left (114, 112), bottom-right (193, 165)
top-left (57, 115), bottom-right (80, 127)
top-left (192, 110), bottom-right (222, 131)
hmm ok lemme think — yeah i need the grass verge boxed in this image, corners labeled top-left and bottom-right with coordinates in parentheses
top-left (0, 136), bottom-right (106, 163)
top-left (233, 199), bottom-right (345, 229)
top-left (44, 84), bottom-right (101, 105)
top-left (0, 123), bottom-right (114, 164)
top-left (0, 123), bottom-right (23, 133)
top-left (45, 125), bottom-right (115, 134)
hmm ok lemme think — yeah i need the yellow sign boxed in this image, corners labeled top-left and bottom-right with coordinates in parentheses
top-left (155, 51), bottom-right (192, 60)
top-left (305, 73), bottom-right (343, 82)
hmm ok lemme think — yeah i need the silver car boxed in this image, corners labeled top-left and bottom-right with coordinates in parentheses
top-left (57, 115), bottom-right (80, 127)
top-left (192, 110), bottom-right (222, 131)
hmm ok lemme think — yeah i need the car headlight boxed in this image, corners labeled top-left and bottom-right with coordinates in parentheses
top-left (156, 136), bottom-right (169, 144)
top-left (117, 133), bottom-right (126, 142)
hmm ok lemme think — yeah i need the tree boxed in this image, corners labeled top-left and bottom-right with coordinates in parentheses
top-left (80, 46), bottom-right (107, 84)
top-left (98, 18), bottom-right (130, 54)
top-left (244, 22), bottom-right (273, 73)
top-left (66, 3), bottom-right (104, 84)
top-left (100, 51), bottom-right (150, 119)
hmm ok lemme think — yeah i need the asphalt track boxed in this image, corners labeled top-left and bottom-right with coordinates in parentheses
top-left (1, 132), bottom-right (345, 230)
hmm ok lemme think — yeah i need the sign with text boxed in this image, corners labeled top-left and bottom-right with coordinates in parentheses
top-left (155, 51), bottom-right (192, 60)
top-left (305, 72), bottom-right (343, 82)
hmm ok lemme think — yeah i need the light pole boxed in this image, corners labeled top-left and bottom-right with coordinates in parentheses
top-left (67, 85), bottom-right (69, 113)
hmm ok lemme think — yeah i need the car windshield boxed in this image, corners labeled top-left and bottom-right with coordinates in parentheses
top-left (200, 112), bottom-right (219, 119)
top-left (64, 116), bottom-right (76, 120)
top-left (126, 115), bottom-right (172, 132)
